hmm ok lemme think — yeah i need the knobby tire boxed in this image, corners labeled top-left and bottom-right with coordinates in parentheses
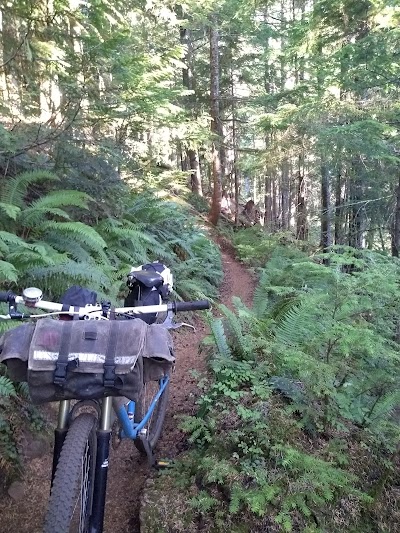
top-left (44, 413), bottom-right (97, 533)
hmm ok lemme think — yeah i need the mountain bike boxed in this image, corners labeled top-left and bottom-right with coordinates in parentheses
top-left (0, 286), bottom-right (209, 533)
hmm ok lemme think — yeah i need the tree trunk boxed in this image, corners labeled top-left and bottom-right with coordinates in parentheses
top-left (272, 175), bottom-right (278, 230)
top-left (180, 25), bottom-right (203, 196)
top-left (347, 3), bottom-right (370, 249)
top-left (264, 172), bottom-right (273, 231)
top-left (320, 164), bottom-right (331, 250)
top-left (296, 171), bottom-right (307, 240)
top-left (188, 149), bottom-right (202, 195)
top-left (391, 174), bottom-right (400, 257)
top-left (348, 169), bottom-right (365, 249)
top-left (281, 159), bottom-right (290, 230)
top-left (0, 10), bottom-right (6, 102)
top-left (231, 67), bottom-right (240, 225)
top-left (334, 171), bottom-right (345, 245)
top-left (208, 17), bottom-right (223, 226)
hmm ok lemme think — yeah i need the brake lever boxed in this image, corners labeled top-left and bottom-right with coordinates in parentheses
top-left (161, 310), bottom-right (195, 331)
top-left (164, 321), bottom-right (195, 331)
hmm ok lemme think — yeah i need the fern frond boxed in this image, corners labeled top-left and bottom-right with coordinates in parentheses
top-left (0, 375), bottom-right (16, 398)
top-left (8, 248), bottom-right (57, 270)
top-left (0, 230), bottom-right (29, 248)
top-left (97, 219), bottom-right (172, 264)
top-left (99, 221), bottom-right (160, 247)
top-left (0, 238), bottom-right (9, 255)
top-left (0, 260), bottom-right (18, 282)
top-left (0, 202), bottom-right (20, 220)
top-left (274, 300), bottom-right (310, 347)
top-left (16, 382), bottom-right (30, 400)
top-left (231, 296), bottom-right (253, 317)
top-left (253, 268), bottom-right (275, 316)
top-left (175, 279), bottom-right (212, 300)
top-left (367, 389), bottom-right (400, 424)
top-left (148, 247), bottom-right (175, 263)
top-left (1, 170), bottom-right (59, 207)
top-left (271, 296), bottom-right (303, 323)
top-left (19, 207), bottom-right (71, 226)
top-left (29, 190), bottom-right (92, 210)
top-left (40, 222), bottom-right (107, 252)
top-left (44, 234), bottom-right (94, 263)
top-left (208, 316), bottom-right (232, 359)
top-left (29, 260), bottom-right (112, 295)
top-left (111, 248), bottom-right (142, 265)
top-left (219, 304), bottom-right (252, 359)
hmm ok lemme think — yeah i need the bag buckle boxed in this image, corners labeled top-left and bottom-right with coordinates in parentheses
top-left (53, 362), bottom-right (69, 386)
top-left (103, 364), bottom-right (116, 388)
top-left (53, 359), bottom-right (79, 386)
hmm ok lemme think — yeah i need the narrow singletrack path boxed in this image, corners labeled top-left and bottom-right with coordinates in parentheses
top-left (0, 238), bottom-right (255, 533)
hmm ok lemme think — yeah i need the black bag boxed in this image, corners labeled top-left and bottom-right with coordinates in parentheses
top-left (61, 286), bottom-right (97, 307)
top-left (125, 262), bottom-right (173, 324)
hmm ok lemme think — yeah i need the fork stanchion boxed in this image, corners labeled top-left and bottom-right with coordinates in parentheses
top-left (90, 397), bottom-right (112, 533)
top-left (90, 429), bottom-right (111, 533)
top-left (50, 428), bottom-right (68, 488)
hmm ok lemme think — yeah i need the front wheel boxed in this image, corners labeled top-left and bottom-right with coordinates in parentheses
top-left (44, 413), bottom-right (97, 533)
top-left (134, 373), bottom-right (170, 454)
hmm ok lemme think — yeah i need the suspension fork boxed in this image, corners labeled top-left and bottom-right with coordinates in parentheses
top-left (51, 399), bottom-right (71, 486)
top-left (90, 396), bottom-right (113, 533)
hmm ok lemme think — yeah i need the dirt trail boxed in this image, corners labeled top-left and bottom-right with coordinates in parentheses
top-left (0, 238), bottom-right (255, 533)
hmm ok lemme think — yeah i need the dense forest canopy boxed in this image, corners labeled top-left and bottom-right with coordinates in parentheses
top-left (1, 0), bottom-right (399, 252)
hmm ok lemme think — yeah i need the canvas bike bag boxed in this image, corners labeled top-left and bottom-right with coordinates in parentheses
top-left (0, 318), bottom-right (174, 404)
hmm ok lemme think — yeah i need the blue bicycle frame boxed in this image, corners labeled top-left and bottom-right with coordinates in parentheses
top-left (116, 375), bottom-right (170, 441)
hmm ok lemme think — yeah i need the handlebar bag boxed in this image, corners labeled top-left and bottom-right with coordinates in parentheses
top-left (27, 318), bottom-right (147, 404)
top-left (0, 319), bottom-right (175, 404)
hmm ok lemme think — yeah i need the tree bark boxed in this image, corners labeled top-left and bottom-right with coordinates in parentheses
top-left (348, 168), bottom-right (365, 249)
top-left (188, 150), bottom-right (202, 195)
top-left (208, 17), bottom-right (223, 226)
top-left (281, 158), bottom-right (290, 230)
top-left (296, 170), bottom-right (307, 240)
top-left (180, 25), bottom-right (203, 196)
top-left (391, 174), bottom-right (400, 257)
top-left (231, 66), bottom-right (240, 225)
top-left (320, 164), bottom-right (332, 250)
top-left (272, 175), bottom-right (278, 229)
top-left (334, 171), bottom-right (345, 245)
top-left (264, 172), bottom-right (273, 231)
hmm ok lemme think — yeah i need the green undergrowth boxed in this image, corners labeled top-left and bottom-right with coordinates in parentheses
top-left (0, 169), bottom-right (222, 485)
top-left (232, 227), bottom-right (308, 265)
top-left (0, 170), bottom-right (222, 306)
top-left (0, 370), bottom-right (51, 491)
top-left (142, 232), bottom-right (400, 532)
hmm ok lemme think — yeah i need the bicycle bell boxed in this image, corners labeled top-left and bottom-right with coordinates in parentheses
top-left (22, 287), bottom-right (43, 305)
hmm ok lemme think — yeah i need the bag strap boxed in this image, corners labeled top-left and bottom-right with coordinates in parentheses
top-left (54, 321), bottom-right (75, 387)
top-left (103, 321), bottom-right (120, 388)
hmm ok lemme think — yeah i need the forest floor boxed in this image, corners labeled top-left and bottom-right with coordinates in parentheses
top-left (0, 235), bottom-right (255, 533)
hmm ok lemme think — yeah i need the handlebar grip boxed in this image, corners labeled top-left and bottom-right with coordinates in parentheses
top-left (172, 300), bottom-right (210, 312)
top-left (0, 291), bottom-right (15, 303)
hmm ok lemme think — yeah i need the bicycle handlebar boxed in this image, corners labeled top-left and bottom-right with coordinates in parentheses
top-left (171, 300), bottom-right (210, 312)
top-left (0, 289), bottom-right (210, 320)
